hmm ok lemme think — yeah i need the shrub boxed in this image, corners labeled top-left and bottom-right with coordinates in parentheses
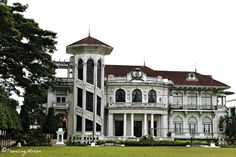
top-left (16, 129), bottom-right (51, 146)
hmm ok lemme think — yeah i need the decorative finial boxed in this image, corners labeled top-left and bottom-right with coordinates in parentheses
top-left (144, 57), bottom-right (146, 66)
top-left (88, 26), bottom-right (90, 37)
top-left (194, 62), bottom-right (197, 73)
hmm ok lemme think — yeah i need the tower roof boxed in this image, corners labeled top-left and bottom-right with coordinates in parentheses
top-left (68, 36), bottom-right (112, 47)
top-left (66, 35), bottom-right (113, 55)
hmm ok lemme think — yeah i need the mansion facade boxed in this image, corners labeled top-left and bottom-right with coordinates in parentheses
top-left (46, 35), bottom-right (230, 141)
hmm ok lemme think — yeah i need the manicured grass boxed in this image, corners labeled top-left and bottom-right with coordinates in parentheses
top-left (1, 146), bottom-right (236, 157)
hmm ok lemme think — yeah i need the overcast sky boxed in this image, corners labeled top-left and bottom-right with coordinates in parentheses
top-left (8, 0), bottom-right (236, 100)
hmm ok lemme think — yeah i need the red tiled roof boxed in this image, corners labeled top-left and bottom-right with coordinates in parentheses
top-left (105, 65), bottom-right (229, 87)
top-left (68, 36), bottom-right (112, 47)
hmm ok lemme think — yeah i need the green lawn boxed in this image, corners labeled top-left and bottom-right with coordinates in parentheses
top-left (1, 146), bottom-right (236, 157)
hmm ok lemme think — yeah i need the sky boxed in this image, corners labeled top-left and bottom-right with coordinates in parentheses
top-left (8, 0), bottom-right (236, 101)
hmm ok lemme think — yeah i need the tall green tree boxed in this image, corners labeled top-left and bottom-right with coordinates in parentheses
top-left (219, 116), bottom-right (236, 144)
top-left (0, 88), bottom-right (22, 131)
top-left (20, 105), bottom-right (30, 132)
top-left (43, 107), bottom-right (56, 134)
top-left (0, 3), bottom-right (57, 95)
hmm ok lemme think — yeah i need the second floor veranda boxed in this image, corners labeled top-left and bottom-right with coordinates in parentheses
top-left (108, 102), bottom-right (168, 109)
top-left (170, 103), bottom-right (225, 110)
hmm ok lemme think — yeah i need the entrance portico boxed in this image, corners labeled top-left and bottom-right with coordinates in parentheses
top-left (107, 110), bottom-right (168, 138)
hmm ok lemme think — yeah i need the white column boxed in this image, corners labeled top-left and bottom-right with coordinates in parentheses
top-left (82, 88), bottom-right (86, 134)
top-left (130, 113), bottom-right (134, 137)
top-left (100, 62), bottom-right (105, 136)
top-left (72, 62), bottom-right (78, 135)
top-left (229, 108), bottom-right (231, 117)
top-left (123, 113), bottom-right (127, 137)
top-left (144, 114), bottom-right (147, 136)
top-left (93, 62), bottom-right (97, 135)
top-left (108, 113), bottom-right (113, 136)
top-left (161, 114), bottom-right (168, 137)
top-left (151, 114), bottom-right (154, 136)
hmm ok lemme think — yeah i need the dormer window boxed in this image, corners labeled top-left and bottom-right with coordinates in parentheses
top-left (187, 72), bottom-right (198, 81)
top-left (131, 68), bottom-right (143, 80)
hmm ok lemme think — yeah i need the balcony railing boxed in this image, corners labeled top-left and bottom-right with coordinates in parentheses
top-left (168, 128), bottom-right (220, 138)
top-left (52, 102), bottom-right (69, 109)
top-left (54, 77), bottom-right (73, 86)
top-left (170, 104), bottom-right (224, 110)
top-left (108, 102), bottom-right (167, 109)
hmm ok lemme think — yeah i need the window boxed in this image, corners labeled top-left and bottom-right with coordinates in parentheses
top-left (132, 89), bottom-right (142, 102)
top-left (173, 116), bottom-right (183, 133)
top-left (187, 72), bottom-right (197, 81)
top-left (77, 88), bottom-right (83, 107)
top-left (86, 91), bottom-right (93, 112)
top-left (78, 59), bottom-right (83, 80)
top-left (187, 93), bottom-right (197, 106)
top-left (202, 117), bottom-right (211, 133)
top-left (96, 123), bottom-right (101, 131)
top-left (76, 115), bottom-right (82, 131)
top-left (188, 116), bottom-right (198, 133)
top-left (56, 96), bottom-right (66, 103)
top-left (202, 93), bottom-right (212, 106)
top-left (97, 60), bottom-right (102, 88)
top-left (97, 96), bottom-right (101, 116)
top-left (217, 96), bottom-right (225, 106)
top-left (85, 119), bottom-right (93, 131)
top-left (148, 90), bottom-right (156, 103)
top-left (173, 92), bottom-right (183, 106)
top-left (115, 89), bottom-right (125, 102)
top-left (87, 59), bottom-right (94, 84)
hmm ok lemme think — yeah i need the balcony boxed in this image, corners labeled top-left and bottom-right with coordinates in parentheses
top-left (54, 77), bottom-right (73, 86)
top-left (52, 102), bottom-right (69, 110)
top-left (170, 104), bottom-right (223, 110)
top-left (108, 102), bottom-right (167, 109)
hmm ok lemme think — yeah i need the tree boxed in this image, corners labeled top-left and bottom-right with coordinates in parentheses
top-left (219, 116), bottom-right (236, 144)
top-left (0, 3), bottom-right (57, 95)
top-left (24, 86), bottom-right (47, 111)
top-left (0, 88), bottom-right (22, 131)
top-left (20, 105), bottom-right (30, 132)
top-left (43, 107), bottom-right (56, 134)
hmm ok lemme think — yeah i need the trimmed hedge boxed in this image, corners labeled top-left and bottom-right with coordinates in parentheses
top-left (16, 129), bottom-right (51, 146)
top-left (96, 139), bottom-right (209, 146)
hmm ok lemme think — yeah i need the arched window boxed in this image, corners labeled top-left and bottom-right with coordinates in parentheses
top-left (188, 116), bottom-right (198, 133)
top-left (97, 60), bottom-right (102, 88)
top-left (87, 59), bottom-right (94, 84)
top-left (148, 90), bottom-right (156, 103)
top-left (202, 117), bottom-right (211, 133)
top-left (173, 116), bottom-right (183, 133)
top-left (78, 59), bottom-right (83, 80)
top-left (132, 89), bottom-right (142, 102)
top-left (115, 89), bottom-right (125, 102)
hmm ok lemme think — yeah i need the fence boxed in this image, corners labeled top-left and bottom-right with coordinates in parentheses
top-left (70, 134), bottom-right (99, 145)
top-left (0, 130), bottom-right (10, 149)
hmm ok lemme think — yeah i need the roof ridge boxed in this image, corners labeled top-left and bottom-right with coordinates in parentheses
top-left (68, 35), bottom-right (112, 47)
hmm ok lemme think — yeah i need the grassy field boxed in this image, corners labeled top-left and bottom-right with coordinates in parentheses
top-left (1, 146), bottom-right (236, 157)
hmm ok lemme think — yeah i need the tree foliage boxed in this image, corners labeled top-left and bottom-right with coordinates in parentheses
top-left (43, 107), bottom-right (56, 134)
top-left (20, 104), bottom-right (30, 132)
top-left (0, 88), bottom-right (22, 130)
top-left (219, 116), bottom-right (236, 144)
top-left (0, 3), bottom-right (57, 95)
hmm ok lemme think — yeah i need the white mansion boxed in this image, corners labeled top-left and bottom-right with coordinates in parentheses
top-left (46, 35), bottom-right (231, 141)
